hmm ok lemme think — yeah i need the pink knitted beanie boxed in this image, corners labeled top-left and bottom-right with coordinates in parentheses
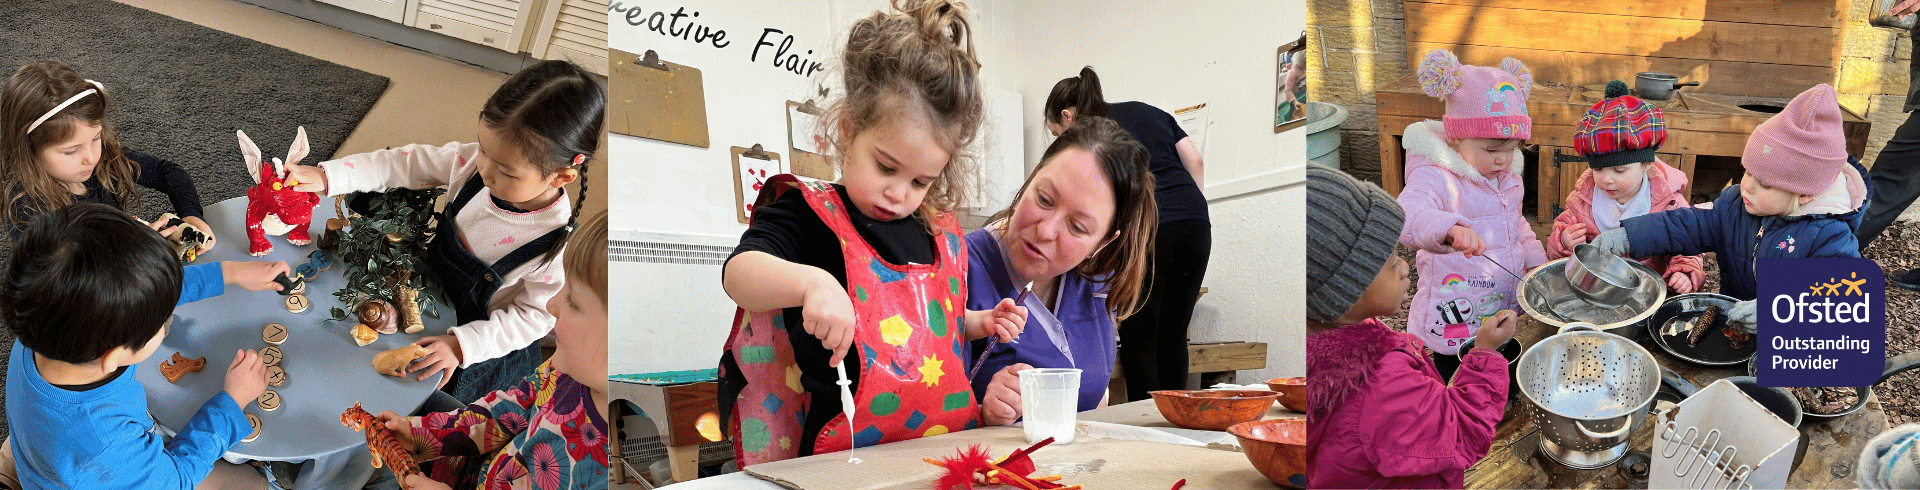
top-left (1417, 49), bottom-right (1533, 140)
top-left (1742, 84), bottom-right (1848, 196)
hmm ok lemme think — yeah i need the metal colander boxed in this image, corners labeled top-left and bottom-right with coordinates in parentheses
top-left (1517, 323), bottom-right (1661, 469)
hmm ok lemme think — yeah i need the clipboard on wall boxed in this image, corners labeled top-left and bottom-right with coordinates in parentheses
top-left (732, 144), bottom-right (782, 223)
top-left (785, 99), bottom-right (834, 180)
top-left (610, 49), bottom-right (711, 147)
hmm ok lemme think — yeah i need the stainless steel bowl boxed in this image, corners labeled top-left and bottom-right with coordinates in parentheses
top-left (1566, 244), bottom-right (1643, 309)
top-left (1522, 257), bottom-right (1666, 341)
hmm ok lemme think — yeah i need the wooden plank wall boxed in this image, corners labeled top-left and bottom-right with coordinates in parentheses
top-left (1402, 0), bottom-right (1846, 99)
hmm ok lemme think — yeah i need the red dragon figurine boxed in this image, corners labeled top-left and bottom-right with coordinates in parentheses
top-left (341, 402), bottom-right (423, 489)
top-left (237, 127), bottom-right (322, 256)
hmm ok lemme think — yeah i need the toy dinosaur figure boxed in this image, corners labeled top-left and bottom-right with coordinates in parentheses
top-left (237, 127), bottom-right (322, 256)
top-left (341, 403), bottom-right (422, 489)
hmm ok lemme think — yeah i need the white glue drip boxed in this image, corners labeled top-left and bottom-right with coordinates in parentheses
top-left (836, 362), bottom-right (859, 464)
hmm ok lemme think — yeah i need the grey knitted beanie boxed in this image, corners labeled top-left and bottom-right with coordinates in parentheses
top-left (1306, 163), bottom-right (1406, 324)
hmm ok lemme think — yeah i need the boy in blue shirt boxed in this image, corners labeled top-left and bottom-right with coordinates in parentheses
top-left (2, 203), bottom-right (270, 488)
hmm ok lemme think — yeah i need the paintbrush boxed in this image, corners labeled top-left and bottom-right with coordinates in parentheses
top-left (836, 362), bottom-right (860, 463)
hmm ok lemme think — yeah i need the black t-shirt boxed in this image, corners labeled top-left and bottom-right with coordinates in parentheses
top-left (1107, 101), bottom-right (1209, 224)
top-left (724, 183), bottom-right (936, 454)
top-left (6, 149), bottom-right (205, 237)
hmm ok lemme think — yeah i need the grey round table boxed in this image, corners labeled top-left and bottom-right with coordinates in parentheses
top-left (137, 196), bottom-right (446, 489)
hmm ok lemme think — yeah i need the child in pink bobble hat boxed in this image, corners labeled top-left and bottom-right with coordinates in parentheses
top-left (1590, 83), bottom-right (1870, 329)
top-left (1396, 49), bottom-right (1547, 357)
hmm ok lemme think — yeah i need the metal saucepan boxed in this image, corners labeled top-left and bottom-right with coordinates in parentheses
top-left (1635, 72), bottom-right (1700, 100)
top-left (1520, 257), bottom-right (1665, 342)
top-left (1442, 335), bottom-right (1525, 394)
top-left (1743, 351), bottom-right (1920, 420)
top-left (1648, 293), bottom-right (1754, 366)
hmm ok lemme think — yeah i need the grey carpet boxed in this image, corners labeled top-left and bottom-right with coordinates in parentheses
top-left (0, 0), bottom-right (391, 439)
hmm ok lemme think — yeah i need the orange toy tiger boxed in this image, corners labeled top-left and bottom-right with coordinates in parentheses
top-left (341, 403), bottom-right (422, 488)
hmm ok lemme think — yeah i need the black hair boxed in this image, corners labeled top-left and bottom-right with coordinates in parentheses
top-left (1, 202), bottom-right (182, 364)
top-left (1044, 66), bottom-right (1110, 125)
top-left (479, 59), bottom-right (606, 263)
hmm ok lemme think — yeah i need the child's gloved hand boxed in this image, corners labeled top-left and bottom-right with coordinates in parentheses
top-left (1444, 225), bottom-right (1487, 257)
top-left (225, 349), bottom-right (267, 410)
top-left (1560, 222), bottom-right (1589, 252)
top-left (1590, 228), bottom-right (1630, 256)
top-left (1727, 300), bottom-right (1758, 334)
top-left (802, 280), bottom-right (859, 367)
top-left (1858, 423), bottom-right (1920, 490)
top-left (1895, 0), bottom-right (1920, 16)
top-left (1667, 273), bottom-right (1696, 294)
top-left (408, 336), bottom-right (464, 388)
top-left (283, 164), bottom-right (329, 194)
top-left (982, 363), bottom-right (1031, 427)
top-left (221, 260), bottom-right (292, 292)
top-left (1473, 310), bottom-right (1517, 354)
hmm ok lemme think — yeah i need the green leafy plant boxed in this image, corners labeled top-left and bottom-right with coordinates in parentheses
top-left (326, 188), bottom-right (444, 325)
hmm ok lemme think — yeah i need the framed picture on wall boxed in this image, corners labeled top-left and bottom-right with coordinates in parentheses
top-left (1276, 33), bottom-right (1308, 133)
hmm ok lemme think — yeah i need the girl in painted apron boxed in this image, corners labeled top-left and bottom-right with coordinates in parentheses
top-left (288, 60), bottom-right (603, 402)
top-left (718, 0), bottom-right (1028, 466)
top-left (1397, 50), bottom-right (1547, 357)
top-left (965, 117), bottom-right (1159, 425)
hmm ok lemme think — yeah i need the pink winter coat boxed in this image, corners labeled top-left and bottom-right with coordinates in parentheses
top-left (1307, 318), bottom-right (1508, 489)
top-left (1545, 160), bottom-right (1705, 290)
top-left (1396, 121), bottom-right (1547, 355)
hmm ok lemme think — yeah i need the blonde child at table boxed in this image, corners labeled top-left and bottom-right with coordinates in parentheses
top-left (718, 0), bottom-right (1027, 466)
top-left (285, 59), bottom-right (600, 402)
top-left (0, 60), bottom-right (290, 295)
top-left (1, 203), bottom-right (269, 489)
top-left (1306, 164), bottom-right (1515, 489)
top-left (1397, 49), bottom-right (1546, 357)
top-left (1588, 84), bottom-right (1869, 326)
top-left (369, 211), bottom-right (609, 490)
top-left (1546, 80), bottom-right (1703, 294)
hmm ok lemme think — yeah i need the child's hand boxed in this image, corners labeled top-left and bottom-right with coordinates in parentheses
top-left (969, 298), bottom-right (1028, 342)
top-left (801, 281), bottom-right (859, 367)
top-left (982, 363), bottom-right (1031, 427)
top-left (1727, 300), bottom-right (1758, 334)
top-left (283, 164), bottom-right (329, 194)
top-left (1473, 310), bottom-right (1517, 354)
top-left (1591, 228), bottom-right (1630, 256)
top-left (408, 336), bottom-right (464, 388)
top-left (374, 410), bottom-right (430, 457)
top-left (182, 216), bottom-right (217, 254)
top-left (1667, 273), bottom-right (1695, 294)
top-left (220, 261), bottom-right (292, 292)
top-left (1560, 223), bottom-right (1589, 251)
top-left (402, 474), bottom-right (453, 490)
top-left (224, 349), bottom-right (267, 410)
top-left (1444, 225), bottom-right (1487, 257)
top-left (1896, 0), bottom-right (1920, 16)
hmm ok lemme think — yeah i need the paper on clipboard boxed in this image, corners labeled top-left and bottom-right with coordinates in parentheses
top-left (732, 145), bottom-right (783, 224)
top-left (1174, 103), bottom-right (1208, 154)
top-left (786, 100), bottom-right (835, 180)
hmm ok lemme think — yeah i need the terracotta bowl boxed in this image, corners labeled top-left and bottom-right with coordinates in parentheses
top-left (1149, 390), bottom-right (1280, 430)
top-left (1229, 418), bottom-right (1309, 489)
top-left (1266, 377), bottom-right (1308, 412)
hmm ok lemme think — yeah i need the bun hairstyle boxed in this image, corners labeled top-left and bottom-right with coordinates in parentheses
top-left (0, 60), bottom-right (140, 229)
top-left (992, 116), bottom-right (1157, 319)
top-left (1043, 66), bottom-right (1110, 125)
top-left (829, 0), bottom-right (984, 217)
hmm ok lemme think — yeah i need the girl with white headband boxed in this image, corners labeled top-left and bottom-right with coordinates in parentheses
top-left (0, 60), bottom-right (288, 295)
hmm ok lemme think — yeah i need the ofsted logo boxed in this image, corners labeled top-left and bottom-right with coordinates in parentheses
top-left (1756, 258), bottom-right (1885, 388)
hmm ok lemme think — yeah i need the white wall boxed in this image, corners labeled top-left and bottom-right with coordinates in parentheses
top-left (609, 0), bottom-right (1308, 379)
top-left (1007, 1), bottom-right (1306, 380)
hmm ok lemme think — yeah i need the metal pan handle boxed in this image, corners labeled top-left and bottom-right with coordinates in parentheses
top-left (1558, 323), bottom-right (1600, 335)
top-left (1575, 418), bottom-right (1632, 439)
top-left (1881, 351), bottom-right (1920, 384)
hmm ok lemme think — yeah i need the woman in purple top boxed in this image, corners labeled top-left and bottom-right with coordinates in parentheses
top-left (966, 116), bottom-right (1160, 425)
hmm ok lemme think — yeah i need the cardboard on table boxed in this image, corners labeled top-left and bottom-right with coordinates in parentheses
top-left (742, 426), bottom-right (1269, 490)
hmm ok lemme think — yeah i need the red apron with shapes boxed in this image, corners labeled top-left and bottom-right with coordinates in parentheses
top-left (723, 175), bottom-right (978, 466)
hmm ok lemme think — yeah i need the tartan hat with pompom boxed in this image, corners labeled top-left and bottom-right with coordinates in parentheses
top-left (1574, 80), bottom-right (1667, 169)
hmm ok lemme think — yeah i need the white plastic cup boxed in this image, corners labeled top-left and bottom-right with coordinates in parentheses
top-left (1019, 368), bottom-right (1082, 444)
